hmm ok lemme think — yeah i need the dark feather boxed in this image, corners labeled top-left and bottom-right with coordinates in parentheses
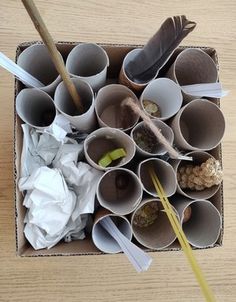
top-left (125, 16), bottom-right (196, 83)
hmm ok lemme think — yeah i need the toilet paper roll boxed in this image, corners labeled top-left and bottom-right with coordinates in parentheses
top-left (95, 84), bottom-right (139, 132)
top-left (131, 120), bottom-right (174, 157)
top-left (54, 78), bottom-right (96, 133)
top-left (171, 197), bottom-right (222, 248)
top-left (84, 127), bottom-right (136, 171)
top-left (17, 44), bottom-right (61, 96)
top-left (66, 43), bottom-right (109, 92)
top-left (166, 48), bottom-right (218, 102)
top-left (170, 99), bottom-right (225, 151)
top-left (16, 88), bottom-right (56, 129)
top-left (171, 150), bottom-right (222, 200)
top-left (137, 158), bottom-right (177, 198)
top-left (131, 199), bottom-right (178, 250)
top-left (140, 78), bottom-right (183, 121)
top-left (92, 209), bottom-right (132, 253)
top-left (97, 167), bottom-right (143, 215)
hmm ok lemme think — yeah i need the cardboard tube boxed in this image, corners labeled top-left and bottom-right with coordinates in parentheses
top-left (171, 151), bottom-right (222, 200)
top-left (131, 199), bottom-right (178, 250)
top-left (66, 43), bottom-right (109, 92)
top-left (54, 78), bottom-right (96, 133)
top-left (95, 84), bottom-right (139, 132)
top-left (140, 78), bottom-right (183, 121)
top-left (172, 197), bottom-right (222, 248)
top-left (16, 88), bottom-right (56, 129)
top-left (118, 49), bottom-right (154, 92)
top-left (17, 44), bottom-right (61, 96)
top-left (131, 120), bottom-right (174, 156)
top-left (84, 127), bottom-right (136, 171)
top-left (97, 168), bottom-right (143, 215)
top-left (166, 48), bottom-right (218, 102)
top-left (92, 209), bottom-right (132, 253)
top-left (170, 99), bottom-right (225, 151)
top-left (137, 158), bottom-right (177, 197)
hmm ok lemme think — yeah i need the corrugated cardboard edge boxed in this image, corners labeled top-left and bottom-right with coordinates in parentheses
top-left (13, 41), bottom-right (224, 257)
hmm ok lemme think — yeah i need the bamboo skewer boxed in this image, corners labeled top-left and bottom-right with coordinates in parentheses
top-left (21, 0), bottom-right (84, 114)
top-left (149, 167), bottom-right (216, 302)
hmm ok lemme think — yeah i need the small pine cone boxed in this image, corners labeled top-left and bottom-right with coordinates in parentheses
top-left (192, 166), bottom-right (201, 176)
top-left (179, 180), bottom-right (187, 189)
top-left (179, 166), bottom-right (186, 174)
top-left (181, 174), bottom-right (188, 183)
top-left (178, 158), bottom-right (223, 191)
top-left (187, 181), bottom-right (196, 190)
top-left (195, 184), bottom-right (205, 191)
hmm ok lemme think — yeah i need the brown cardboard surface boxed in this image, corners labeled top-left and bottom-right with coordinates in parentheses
top-left (14, 42), bottom-right (223, 256)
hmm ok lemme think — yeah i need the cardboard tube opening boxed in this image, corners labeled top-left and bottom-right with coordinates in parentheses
top-left (173, 151), bottom-right (221, 199)
top-left (171, 99), bottom-right (225, 151)
top-left (95, 84), bottom-right (139, 131)
top-left (182, 200), bottom-right (222, 248)
top-left (16, 88), bottom-right (56, 128)
top-left (97, 168), bottom-right (142, 215)
top-left (118, 49), bottom-right (150, 92)
top-left (140, 78), bottom-right (183, 120)
top-left (92, 212), bottom-right (132, 253)
top-left (131, 120), bottom-right (174, 156)
top-left (17, 44), bottom-right (60, 93)
top-left (138, 158), bottom-right (177, 197)
top-left (131, 199), bottom-right (177, 250)
top-left (166, 48), bottom-right (218, 101)
top-left (174, 49), bottom-right (218, 86)
top-left (54, 78), bottom-right (96, 132)
top-left (66, 43), bottom-right (109, 91)
top-left (84, 128), bottom-right (136, 170)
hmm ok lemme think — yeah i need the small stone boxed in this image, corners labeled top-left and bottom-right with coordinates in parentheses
top-left (183, 206), bottom-right (192, 223)
top-left (143, 99), bottom-right (161, 118)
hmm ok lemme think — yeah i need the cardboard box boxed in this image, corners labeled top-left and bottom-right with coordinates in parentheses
top-left (14, 42), bottom-right (224, 256)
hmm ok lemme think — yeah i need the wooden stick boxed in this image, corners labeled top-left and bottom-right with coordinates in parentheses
top-left (21, 0), bottom-right (84, 114)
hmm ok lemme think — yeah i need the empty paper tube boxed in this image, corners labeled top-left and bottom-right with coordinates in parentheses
top-left (95, 84), bottom-right (139, 132)
top-left (17, 44), bottom-right (61, 95)
top-left (16, 88), bottom-right (56, 129)
top-left (97, 167), bottom-right (143, 215)
top-left (140, 78), bottom-right (183, 121)
top-left (137, 158), bottom-right (177, 198)
top-left (66, 43), bottom-right (109, 92)
top-left (170, 99), bottom-right (225, 151)
top-left (131, 120), bottom-right (174, 157)
top-left (166, 48), bottom-right (218, 102)
top-left (54, 78), bottom-right (96, 133)
top-left (119, 49), bottom-right (155, 92)
top-left (171, 151), bottom-right (222, 200)
top-left (131, 199), bottom-right (178, 250)
top-left (84, 127), bottom-right (136, 171)
top-left (172, 197), bottom-right (222, 248)
top-left (92, 209), bottom-right (132, 253)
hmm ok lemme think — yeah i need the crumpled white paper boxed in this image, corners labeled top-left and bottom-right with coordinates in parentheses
top-left (20, 167), bottom-right (77, 249)
top-left (52, 145), bottom-right (104, 243)
top-left (19, 126), bottom-right (103, 249)
top-left (38, 114), bottom-right (73, 142)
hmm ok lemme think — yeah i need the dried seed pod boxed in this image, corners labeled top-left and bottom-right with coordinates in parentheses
top-left (133, 202), bottom-right (159, 227)
top-left (177, 158), bottom-right (223, 191)
top-left (143, 99), bottom-right (161, 118)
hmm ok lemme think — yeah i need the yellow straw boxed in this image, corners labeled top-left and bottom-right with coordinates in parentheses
top-left (149, 167), bottom-right (216, 302)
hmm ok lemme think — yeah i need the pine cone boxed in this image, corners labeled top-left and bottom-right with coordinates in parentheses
top-left (177, 158), bottom-right (223, 191)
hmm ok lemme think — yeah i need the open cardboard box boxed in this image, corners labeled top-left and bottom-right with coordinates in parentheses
top-left (14, 42), bottom-right (224, 256)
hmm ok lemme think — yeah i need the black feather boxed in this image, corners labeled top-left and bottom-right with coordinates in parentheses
top-left (125, 16), bottom-right (196, 83)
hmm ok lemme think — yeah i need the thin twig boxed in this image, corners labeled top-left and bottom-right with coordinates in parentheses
top-left (21, 0), bottom-right (84, 113)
